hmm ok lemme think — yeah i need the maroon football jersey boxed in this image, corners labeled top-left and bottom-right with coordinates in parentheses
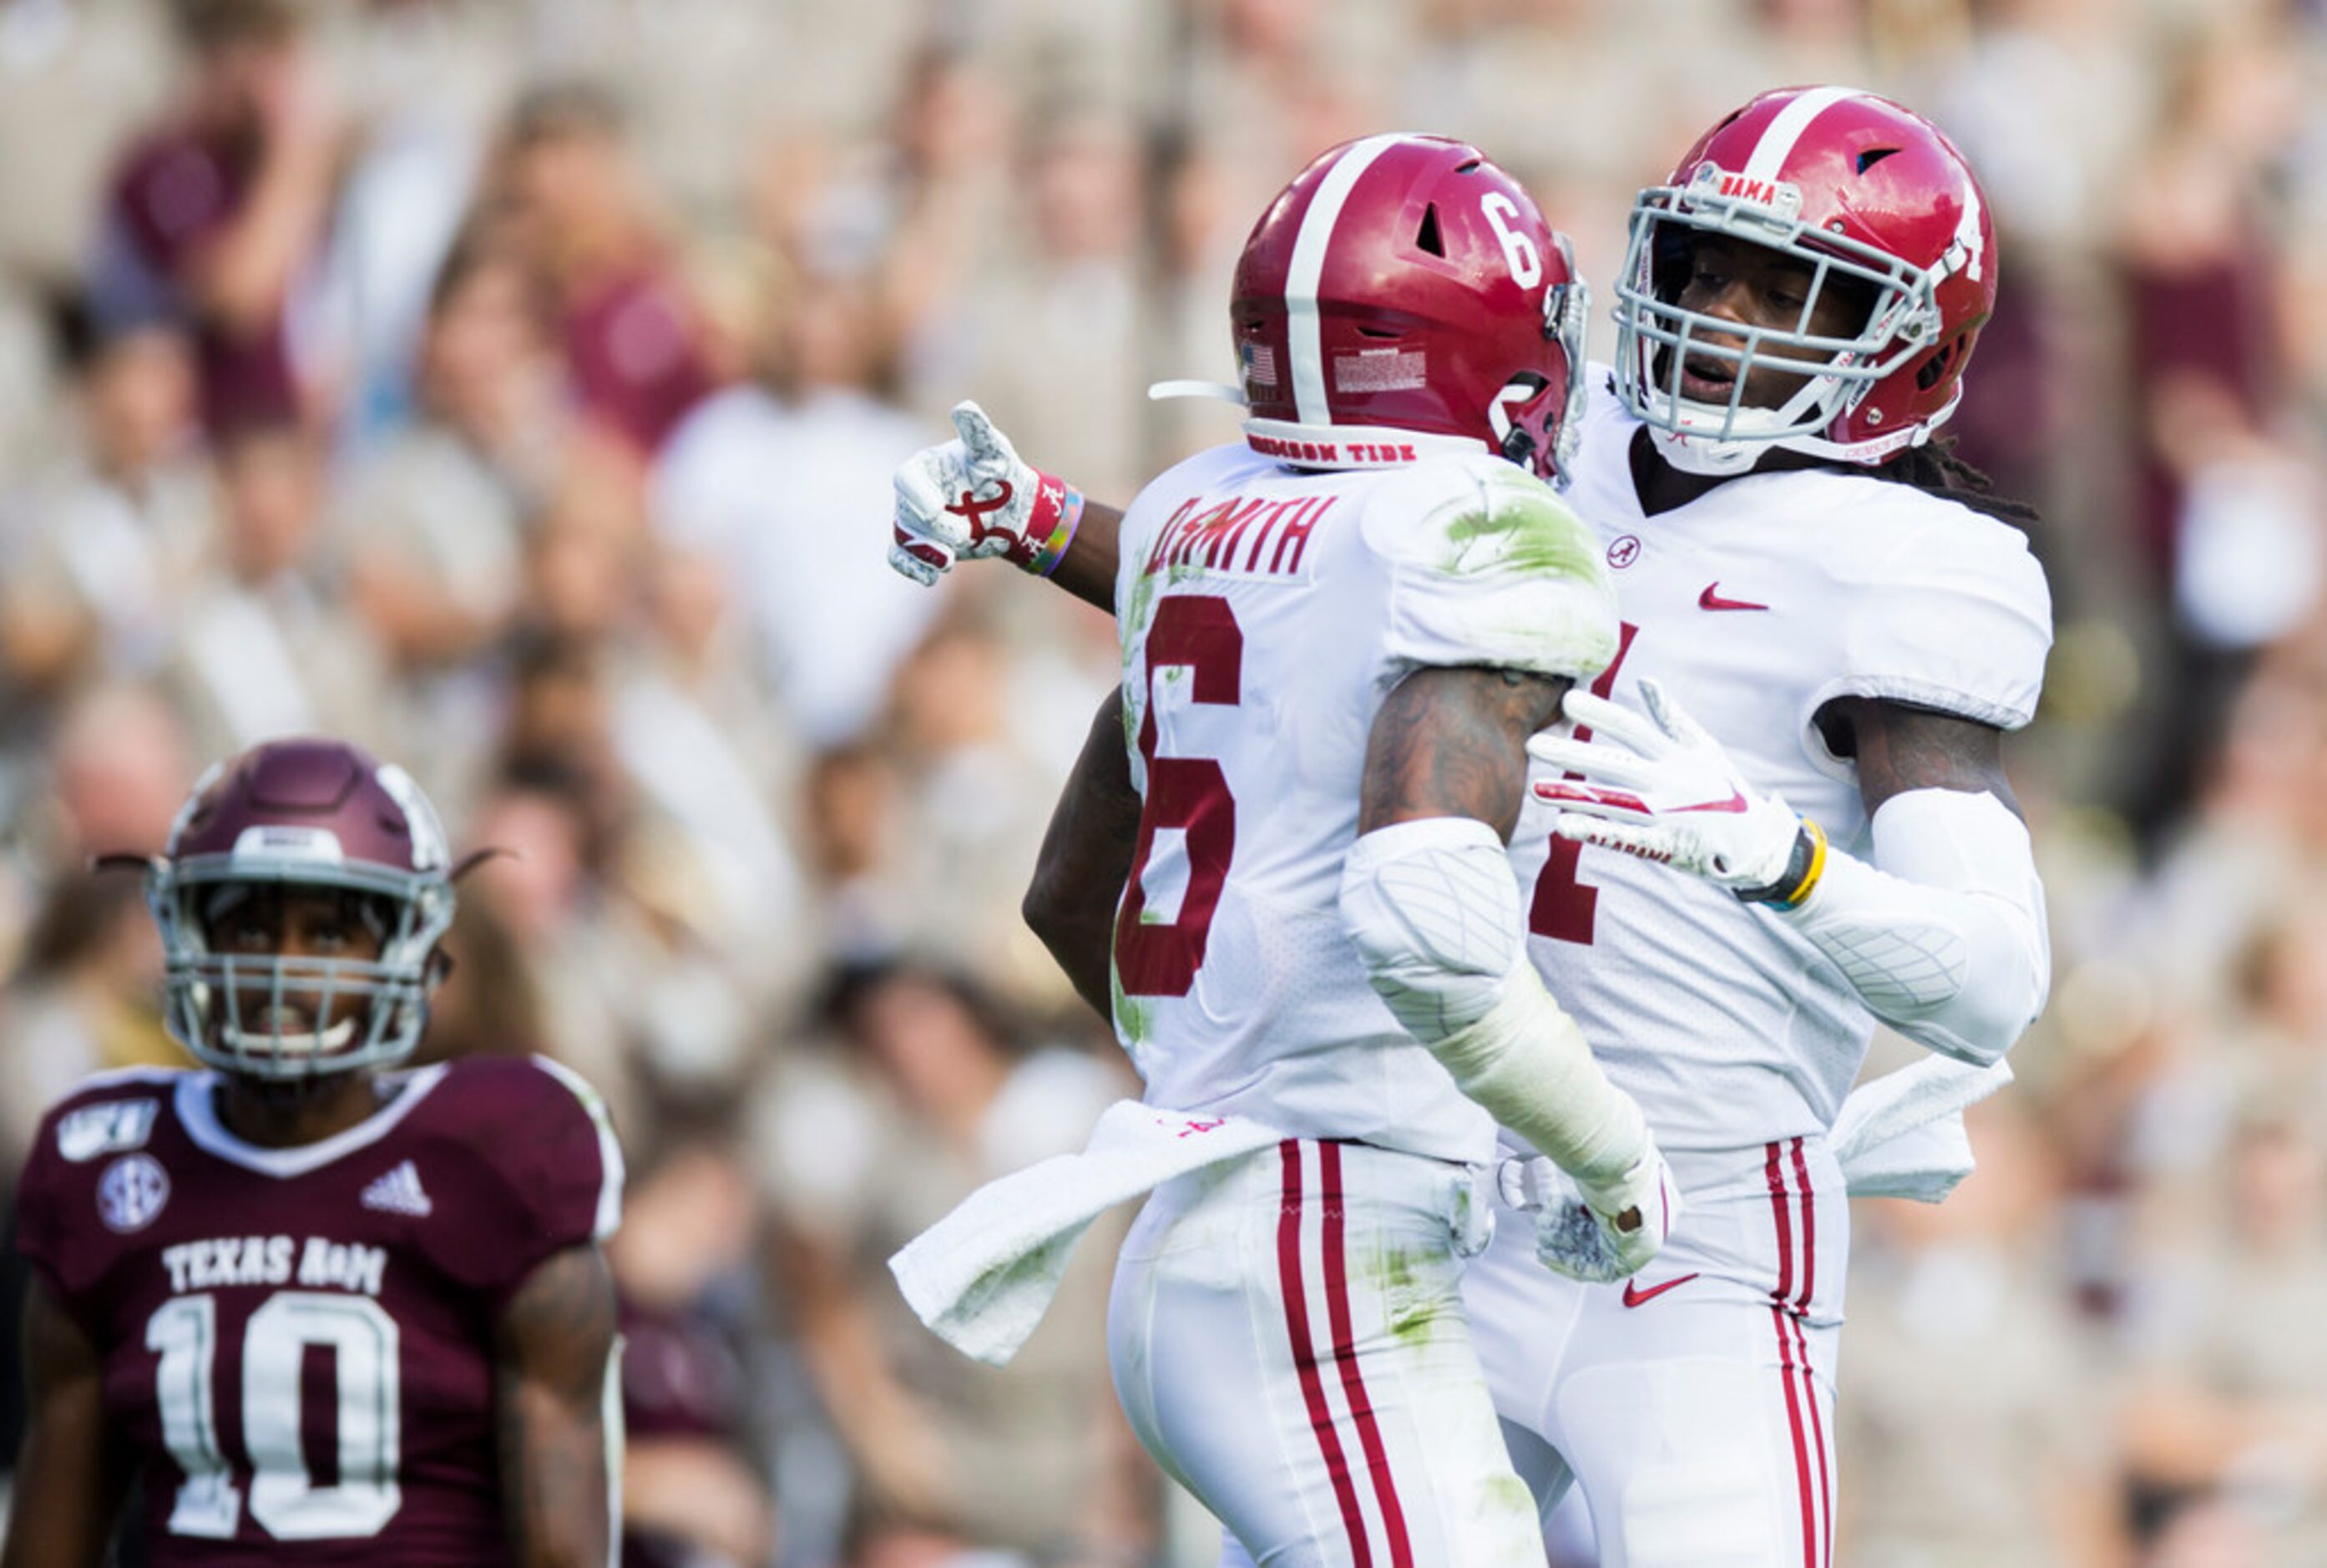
top-left (13, 1055), bottom-right (623, 1565)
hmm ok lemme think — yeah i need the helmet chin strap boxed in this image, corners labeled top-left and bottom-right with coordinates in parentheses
top-left (1648, 377), bottom-right (1960, 477)
top-left (1647, 421), bottom-right (1768, 477)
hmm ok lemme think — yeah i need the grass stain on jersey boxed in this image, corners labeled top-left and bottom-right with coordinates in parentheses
top-left (1122, 560), bottom-right (1211, 651)
top-left (1480, 1471), bottom-right (1535, 1524)
top-left (1376, 1247), bottom-right (1442, 1348)
top-left (1436, 478), bottom-right (1602, 588)
top-left (1110, 967), bottom-right (1154, 1048)
top-left (1431, 476), bottom-right (1618, 679)
top-left (1124, 565), bottom-right (1161, 643)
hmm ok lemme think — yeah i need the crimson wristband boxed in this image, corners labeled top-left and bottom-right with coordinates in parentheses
top-left (1021, 472), bottom-right (1085, 577)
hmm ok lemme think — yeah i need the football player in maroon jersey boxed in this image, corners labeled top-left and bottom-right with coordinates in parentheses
top-left (3, 737), bottom-right (624, 1567)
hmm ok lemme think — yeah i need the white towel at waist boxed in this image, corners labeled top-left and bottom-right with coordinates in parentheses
top-left (1829, 1053), bottom-right (2015, 1202)
top-left (888, 1099), bottom-right (1285, 1367)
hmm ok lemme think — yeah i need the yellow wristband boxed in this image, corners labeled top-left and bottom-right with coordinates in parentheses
top-left (1766, 819), bottom-right (1829, 910)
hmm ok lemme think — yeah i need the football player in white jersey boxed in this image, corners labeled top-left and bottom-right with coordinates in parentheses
top-left (895, 134), bottom-right (1677, 1563)
top-left (891, 89), bottom-right (2052, 1568)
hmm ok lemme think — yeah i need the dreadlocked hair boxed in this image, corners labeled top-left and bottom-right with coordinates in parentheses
top-left (1872, 438), bottom-right (2041, 529)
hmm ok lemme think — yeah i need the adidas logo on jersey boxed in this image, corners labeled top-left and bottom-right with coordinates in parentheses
top-left (360, 1160), bottom-right (433, 1217)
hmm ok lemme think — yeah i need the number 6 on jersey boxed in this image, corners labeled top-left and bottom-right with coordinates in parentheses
top-left (1115, 595), bottom-right (1244, 998)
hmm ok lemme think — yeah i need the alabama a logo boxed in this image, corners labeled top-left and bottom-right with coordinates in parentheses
top-left (98, 1153), bottom-right (170, 1233)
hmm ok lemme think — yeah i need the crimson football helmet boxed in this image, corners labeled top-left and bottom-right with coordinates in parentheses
top-left (1212, 133), bottom-right (1588, 483)
top-left (129, 738), bottom-right (457, 1080)
top-left (1613, 86), bottom-right (1997, 475)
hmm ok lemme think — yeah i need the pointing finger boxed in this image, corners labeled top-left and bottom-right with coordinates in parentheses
top-left (950, 400), bottom-right (1012, 467)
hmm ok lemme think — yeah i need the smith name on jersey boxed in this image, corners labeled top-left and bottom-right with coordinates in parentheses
top-left (1110, 441), bottom-right (1616, 1166)
top-left (13, 1055), bottom-right (623, 1565)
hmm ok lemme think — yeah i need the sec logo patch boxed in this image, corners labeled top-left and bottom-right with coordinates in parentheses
top-left (99, 1153), bottom-right (170, 1233)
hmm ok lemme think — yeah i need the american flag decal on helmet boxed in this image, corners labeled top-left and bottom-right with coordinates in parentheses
top-left (1241, 341), bottom-right (1277, 386)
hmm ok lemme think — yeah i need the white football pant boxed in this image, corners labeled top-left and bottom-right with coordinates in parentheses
top-left (1468, 1137), bottom-right (1846, 1568)
top-left (1109, 1138), bottom-right (1545, 1566)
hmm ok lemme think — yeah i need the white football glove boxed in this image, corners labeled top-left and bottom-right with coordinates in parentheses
top-left (1501, 1137), bottom-right (1682, 1284)
top-left (888, 400), bottom-right (1084, 585)
top-left (1529, 679), bottom-right (1816, 903)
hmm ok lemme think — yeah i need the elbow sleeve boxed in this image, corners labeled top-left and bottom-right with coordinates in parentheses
top-left (1780, 788), bottom-right (2051, 1065)
top-left (1338, 817), bottom-right (1524, 1041)
top-left (1340, 817), bottom-right (1647, 1183)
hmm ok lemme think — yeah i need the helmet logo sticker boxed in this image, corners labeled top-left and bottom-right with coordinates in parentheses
top-left (99, 1153), bottom-right (170, 1233)
top-left (230, 824), bottom-right (346, 862)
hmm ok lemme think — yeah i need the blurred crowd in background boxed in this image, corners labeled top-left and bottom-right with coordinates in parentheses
top-left (0, 0), bottom-right (2325, 1564)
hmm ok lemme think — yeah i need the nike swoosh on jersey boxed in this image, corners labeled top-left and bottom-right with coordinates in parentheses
top-left (1621, 1272), bottom-right (1701, 1308)
top-left (1698, 584), bottom-right (1769, 611)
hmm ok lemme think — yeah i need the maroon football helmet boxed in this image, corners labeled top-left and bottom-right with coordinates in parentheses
top-left (1222, 133), bottom-right (1588, 483)
top-left (1614, 87), bottom-right (1997, 474)
top-left (138, 738), bottom-right (456, 1080)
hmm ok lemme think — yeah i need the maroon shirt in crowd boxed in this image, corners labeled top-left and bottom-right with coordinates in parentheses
top-left (106, 125), bottom-right (301, 433)
top-left (14, 1055), bottom-right (622, 1565)
top-left (2126, 231), bottom-right (2280, 576)
top-left (563, 265), bottom-right (716, 453)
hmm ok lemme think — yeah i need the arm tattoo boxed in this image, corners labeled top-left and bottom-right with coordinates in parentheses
top-left (494, 1245), bottom-right (619, 1568)
top-left (1359, 666), bottom-right (1569, 839)
top-left (1819, 696), bottom-right (2022, 819)
top-left (1024, 688), bottom-right (1142, 1020)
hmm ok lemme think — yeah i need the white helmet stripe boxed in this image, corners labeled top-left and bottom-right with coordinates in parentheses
top-left (1740, 85), bottom-right (1870, 184)
top-left (1285, 133), bottom-right (1410, 425)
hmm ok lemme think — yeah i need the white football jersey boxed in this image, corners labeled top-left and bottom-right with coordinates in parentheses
top-left (1110, 441), bottom-right (1616, 1166)
top-left (1508, 371), bottom-right (2053, 1186)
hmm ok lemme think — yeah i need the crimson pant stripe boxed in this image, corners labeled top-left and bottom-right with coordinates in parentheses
top-left (1788, 1136), bottom-right (1816, 1316)
top-left (1763, 1141), bottom-right (1794, 1306)
top-left (1770, 1305), bottom-right (1818, 1568)
top-left (1790, 1313), bottom-right (1834, 1568)
top-left (1277, 1140), bottom-right (1373, 1565)
top-left (1318, 1142), bottom-right (1413, 1566)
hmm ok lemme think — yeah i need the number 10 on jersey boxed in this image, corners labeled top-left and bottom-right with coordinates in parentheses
top-left (149, 1291), bottom-right (402, 1540)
